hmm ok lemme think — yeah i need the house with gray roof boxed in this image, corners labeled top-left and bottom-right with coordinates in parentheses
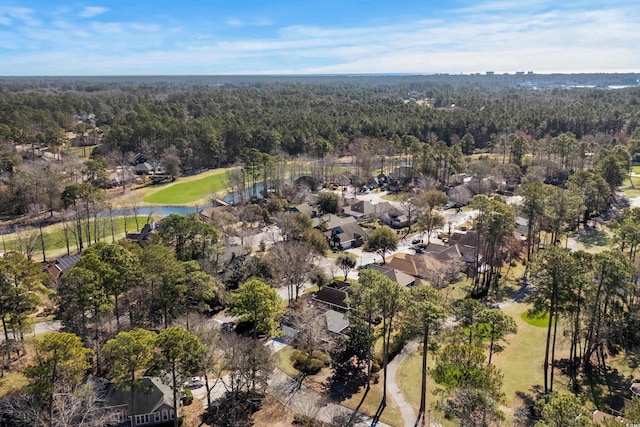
top-left (105, 376), bottom-right (176, 426)
top-left (314, 215), bottom-right (368, 250)
top-left (323, 309), bottom-right (350, 335)
top-left (343, 200), bottom-right (376, 220)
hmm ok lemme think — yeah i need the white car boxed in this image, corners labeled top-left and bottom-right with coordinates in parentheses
top-left (183, 376), bottom-right (205, 388)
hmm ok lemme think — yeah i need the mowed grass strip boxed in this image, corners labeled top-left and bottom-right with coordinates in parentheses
top-left (143, 171), bottom-right (228, 205)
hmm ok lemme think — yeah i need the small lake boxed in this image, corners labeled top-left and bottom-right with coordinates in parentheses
top-left (102, 205), bottom-right (207, 218)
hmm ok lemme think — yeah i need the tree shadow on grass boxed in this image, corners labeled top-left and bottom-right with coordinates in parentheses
top-left (202, 391), bottom-right (264, 427)
top-left (575, 228), bottom-right (610, 248)
top-left (327, 364), bottom-right (369, 401)
top-left (582, 364), bottom-right (634, 412)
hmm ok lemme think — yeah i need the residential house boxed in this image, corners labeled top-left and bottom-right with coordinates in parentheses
top-left (312, 282), bottom-right (350, 312)
top-left (87, 376), bottom-right (176, 426)
top-left (109, 167), bottom-right (138, 188)
top-left (46, 253), bottom-right (81, 286)
top-left (126, 223), bottom-right (156, 247)
top-left (134, 162), bottom-right (155, 176)
top-left (365, 264), bottom-right (417, 287)
top-left (290, 202), bottom-right (316, 218)
top-left (386, 209), bottom-right (418, 229)
top-left (313, 214), bottom-right (368, 250)
top-left (323, 309), bottom-right (350, 335)
top-left (447, 230), bottom-right (479, 247)
top-left (386, 246), bottom-right (469, 287)
top-left (198, 199), bottom-right (231, 221)
top-left (343, 200), bottom-right (376, 221)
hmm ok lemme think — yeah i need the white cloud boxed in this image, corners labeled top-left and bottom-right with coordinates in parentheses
top-left (225, 17), bottom-right (273, 27)
top-left (1, 1), bottom-right (640, 75)
top-left (78, 6), bottom-right (108, 18)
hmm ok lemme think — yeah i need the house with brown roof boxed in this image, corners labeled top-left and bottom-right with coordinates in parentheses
top-left (387, 249), bottom-right (466, 287)
top-left (46, 253), bottom-right (81, 285)
top-left (198, 199), bottom-right (231, 221)
top-left (366, 264), bottom-right (417, 287)
top-left (448, 230), bottom-right (479, 247)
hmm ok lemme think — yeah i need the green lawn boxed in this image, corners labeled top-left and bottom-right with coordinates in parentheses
top-left (493, 303), bottom-right (570, 407)
top-left (396, 303), bottom-right (564, 425)
top-left (382, 192), bottom-right (409, 202)
top-left (521, 310), bottom-right (551, 327)
top-left (274, 346), bottom-right (300, 378)
top-left (396, 350), bottom-right (456, 427)
top-left (143, 170), bottom-right (229, 205)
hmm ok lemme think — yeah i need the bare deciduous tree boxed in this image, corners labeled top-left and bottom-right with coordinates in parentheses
top-left (0, 383), bottom-right (119, 427)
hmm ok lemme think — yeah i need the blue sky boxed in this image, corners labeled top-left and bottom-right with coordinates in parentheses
top-left (0, 0), bottom-right (639, 75)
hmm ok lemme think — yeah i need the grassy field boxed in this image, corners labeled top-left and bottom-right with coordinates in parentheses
top-left (63, 144), bottom-right (98, 159)
top-left (2, 216), bottom-right (159, 259)
top-left (395, 350), bottom-right (456, 427)
top-left (143, 169), bottom-right (230, 205)
top-left (570, 227), bottom-right (614, 253)
top-left (0, 371), bottom-right (29, 399)
top-left (382, 192), bottom-right (408, 202)
top-left (396, 302), bottom-right (564, 425)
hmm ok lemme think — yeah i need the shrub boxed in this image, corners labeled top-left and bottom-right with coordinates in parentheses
top-left (291, 349), bottom-right (327, 375)
top-left (182, 388), bottom-right (193, 405)
top-left (306, 358), bottom-right (324, 374)
top-left (311, 350), bottom-right (330, 366)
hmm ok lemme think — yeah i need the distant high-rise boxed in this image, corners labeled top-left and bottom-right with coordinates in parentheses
top-left (486, 71), bottom-right (494, 76)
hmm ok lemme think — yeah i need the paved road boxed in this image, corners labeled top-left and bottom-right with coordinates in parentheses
top-left (386, 340), bottom-right (419, 427)
top-left (0, 320), bottom-right (62, 342)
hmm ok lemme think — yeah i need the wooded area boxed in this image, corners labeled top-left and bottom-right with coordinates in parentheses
top-left (1, 75), bottom-right (640, 426)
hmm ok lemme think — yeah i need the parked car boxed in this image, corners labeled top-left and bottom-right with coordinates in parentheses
top-left (411, 238), bottom-right (423, 245)
top-left (415, 248), bottom-right (424, 254)
top-left (183, 376), bottom-right (205, 388)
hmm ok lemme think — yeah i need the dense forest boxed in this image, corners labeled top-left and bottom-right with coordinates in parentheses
top-left (1, 74), bottom-right (639, 218)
